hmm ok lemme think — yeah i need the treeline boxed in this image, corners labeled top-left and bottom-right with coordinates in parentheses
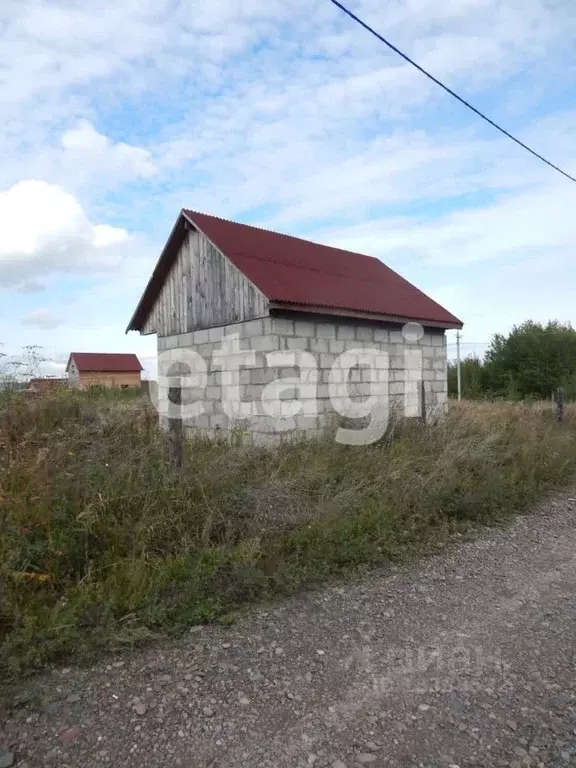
top-left (447, 321), bottom-right (576, 401)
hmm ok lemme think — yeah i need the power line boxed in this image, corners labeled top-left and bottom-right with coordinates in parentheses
top-left (328, 0), bottom-right (576, 185)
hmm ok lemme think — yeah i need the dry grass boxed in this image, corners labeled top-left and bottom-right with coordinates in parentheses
top-left (1, 390), bottom-right (575, 678)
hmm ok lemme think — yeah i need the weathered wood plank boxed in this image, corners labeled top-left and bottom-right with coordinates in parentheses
top-left (144, 229), bottom-right (268, 337)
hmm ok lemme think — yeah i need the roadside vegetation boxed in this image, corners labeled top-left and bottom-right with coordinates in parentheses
top-left (1, 387), bottom-right (576, 679)
top-left (448, 320), bottom-right (576, 400)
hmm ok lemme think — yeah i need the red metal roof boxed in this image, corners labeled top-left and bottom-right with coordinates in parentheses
top-left (67, 353), bottom-right (143, 373)
top-left (128, 210), bottom-right (462, 331)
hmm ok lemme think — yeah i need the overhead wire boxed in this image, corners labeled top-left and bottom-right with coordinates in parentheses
top-left (328, 0), bottom-right (576, 184)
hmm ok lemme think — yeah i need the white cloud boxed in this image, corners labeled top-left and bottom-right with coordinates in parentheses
top-left (1, 0), bottom-right (576, 368)
top-left (22, 308), bottom-right (64, 329)
top-left (0, 180), bottom-right (130, 287)
top-left (60, 120), bottom-right (157, 180)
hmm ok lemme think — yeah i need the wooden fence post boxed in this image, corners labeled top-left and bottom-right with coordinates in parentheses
top-left (556, 386), bottom-right (565, 424)
top-left (421, 380), bottom-right (427, 426)
top-left (168, 377), bottom-right (183, 469)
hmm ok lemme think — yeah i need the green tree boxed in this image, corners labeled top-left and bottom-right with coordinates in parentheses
top-left (448, 355), bottom-right (486, 398)
top-left (483, 321), bottom-right (576, 399)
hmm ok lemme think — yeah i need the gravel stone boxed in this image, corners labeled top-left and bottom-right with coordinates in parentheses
top-left (0, 749), bottom-right (14, 768)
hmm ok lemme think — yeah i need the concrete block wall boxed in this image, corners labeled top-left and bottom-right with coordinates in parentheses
top-left (157, 316), bottom-right (448, 445)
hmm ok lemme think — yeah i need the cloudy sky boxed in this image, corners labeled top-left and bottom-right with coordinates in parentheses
top-left (1, 0), bottom-right (575, 378)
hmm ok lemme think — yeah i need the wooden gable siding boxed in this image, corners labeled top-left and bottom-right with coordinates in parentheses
top-left (142, 229), bottom-right (269, 336)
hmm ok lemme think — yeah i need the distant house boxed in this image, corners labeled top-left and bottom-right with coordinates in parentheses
top-left (128, 210), bottom-right (462, 444)
top-left (66, 353), bottom-right (143, 390)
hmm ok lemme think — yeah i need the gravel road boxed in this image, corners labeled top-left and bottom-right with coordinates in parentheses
top-left (2, 493), bottom-right (576, 768)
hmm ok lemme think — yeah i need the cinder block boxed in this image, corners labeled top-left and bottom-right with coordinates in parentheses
top-left (355, 326), bottom-right (374, 342)
top-left (286, 337), bottom-right (308, 351)
top-left (430, 333), bottom-right (445, 347)
top-left (327, 369), bottom-right (347, 384)
top-left (240, 319), bottom-right (264, 337)
top-left (389, 330), bottom-right (404, 344)
top-left (432, 359), bottom-right (445, 371)
top-left (250, 335), bottom-right (280, 352)
top-left (349, 368), bottom-right (362, 383)
top-left (295, 414), bottom-right (318, 429)
top-left (208, 326), bottom-right (224, 343)
top-left (422, 346), bottom-right (436, 359)
top-left (299, 369), bottom-right (319, 385)
top-left (276, 366), bottom-right (300, 379)
top-left (337, 325), bottom-right (355, 340)
top-left (271, 317), bottom-right (295, 335)
top-left (361, 367), bottom-right (376, 383)
top-left (221, 370), bottom-right (240, 386)
top-left (192, 329), bottom-right (210, 344)
top-left (206, 386), bottom-right (221, 400)
top-left (157, 336), bottom-right (167, 351)
top-left (316, 323), bottom-right (336, 339)
top-left (295, 320), bottom-right (315, 337)
top-left (165, 335), bottom-right (179, 350)
top-left (243, 384), bottom-right (264, 401)
top-left (177, 332), bottom-right (193, 348)
top-left (209, 413), bottom-right (229, 430)
top-left (310, 339), bottom-right (330, 353)
top-left (390, 356), bottom-right (404, 370)
top-left (251, 369), bottom-right (275, 385)
top-left (375, 369), bottom-right (393, 383)
top-left (197, 342), bottom-right (214, 358)
top-left (374, 328), bottom-right (390, 343)
top-left (319, 353), bottom-right (335, 369)
top-left (207, 371), bottom-right (222, 386)
top-left (329, 339), bottom-right (346, 354)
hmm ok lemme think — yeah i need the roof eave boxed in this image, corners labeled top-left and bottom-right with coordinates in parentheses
top-left (269, 301), bottom-right (463, 330)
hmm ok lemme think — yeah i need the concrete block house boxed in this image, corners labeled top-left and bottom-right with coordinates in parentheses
top-left (128, 211), bottom-right (462, 444)
top-left (66, 353), bottom-right (143, 390)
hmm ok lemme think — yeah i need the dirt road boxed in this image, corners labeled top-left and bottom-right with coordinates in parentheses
top-left (2, 493), bottom-right (576, 768)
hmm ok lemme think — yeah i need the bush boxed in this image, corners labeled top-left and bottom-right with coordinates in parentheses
top-left (1, 391), bottom-right (575, 677)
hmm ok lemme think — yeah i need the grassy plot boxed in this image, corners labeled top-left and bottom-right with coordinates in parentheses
top-left (1, 390), bottom-right (575, 677)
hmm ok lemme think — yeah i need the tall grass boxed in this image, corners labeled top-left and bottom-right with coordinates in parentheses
top-left (1, 390), bottom-right (575, 677)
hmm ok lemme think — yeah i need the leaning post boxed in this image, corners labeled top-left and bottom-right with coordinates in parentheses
top-left (168, 376), bottom-right (184, 469)
top-left (556, 386), bottom-right (565, 424)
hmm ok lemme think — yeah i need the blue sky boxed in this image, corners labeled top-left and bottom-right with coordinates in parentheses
top-left (1, 0), bottom-right (575, 378)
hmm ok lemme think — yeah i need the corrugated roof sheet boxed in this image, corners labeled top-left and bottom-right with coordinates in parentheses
top-left (128, 210), bottom-right (462, 331)
top-left (67, 353), bottom-right (143, 373)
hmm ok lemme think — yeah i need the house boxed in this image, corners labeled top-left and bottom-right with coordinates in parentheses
top-left (66, 353), bottom-right (143, 390)
top-left (127, 210), bottom-right (462, 444)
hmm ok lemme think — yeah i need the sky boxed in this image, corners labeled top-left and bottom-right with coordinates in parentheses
top-left (1, 0), bottom-right (575, 379)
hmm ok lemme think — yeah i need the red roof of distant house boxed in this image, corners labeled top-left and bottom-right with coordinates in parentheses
top-left (127, 210), bottom-right (463, 331)
top-left (66, 353), bottom-right (143, 373)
